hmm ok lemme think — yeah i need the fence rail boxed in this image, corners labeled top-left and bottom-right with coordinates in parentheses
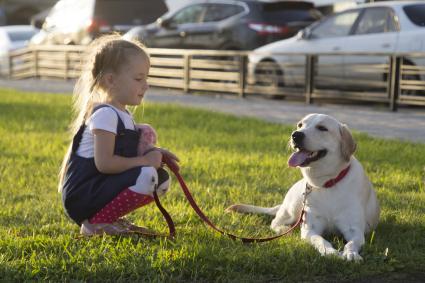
top-left (6, 45), bottom-right (425, 111)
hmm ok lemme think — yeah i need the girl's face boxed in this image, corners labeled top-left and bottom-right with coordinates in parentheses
top-left (107, 52), bottom-right (150, 110)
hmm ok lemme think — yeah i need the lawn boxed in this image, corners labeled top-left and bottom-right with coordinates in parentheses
top-left (0, 89), bottom-right (424, 282)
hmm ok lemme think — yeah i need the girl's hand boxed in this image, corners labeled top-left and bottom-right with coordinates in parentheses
top-left (143, 149), bottom-right (163, 169)
top-left (159, 148), bottom-right (180, 172)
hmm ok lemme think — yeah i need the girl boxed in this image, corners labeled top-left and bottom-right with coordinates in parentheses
top-left (58, 34), bottom-right (179, 236)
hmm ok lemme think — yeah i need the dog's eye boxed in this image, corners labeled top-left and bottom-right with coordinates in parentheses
top-left (316, 125), bottom-right (328, 131)
top-left (297, 123), bottom-right (303, 128)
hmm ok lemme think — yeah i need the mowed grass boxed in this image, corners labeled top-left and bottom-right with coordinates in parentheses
top-left (0, 88), bottom-right (424, 282)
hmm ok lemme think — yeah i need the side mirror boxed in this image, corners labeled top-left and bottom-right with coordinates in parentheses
top-left (157, 18), bottom-right (174, 29)
top-left (297, 28), bottom-right (311, 40)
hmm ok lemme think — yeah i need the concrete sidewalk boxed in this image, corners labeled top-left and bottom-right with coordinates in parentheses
top-left (0, 78), bottom-right (424, 143)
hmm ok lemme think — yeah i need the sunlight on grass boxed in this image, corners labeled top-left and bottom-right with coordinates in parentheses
top-left (0, 89), bottom-right (424, 282)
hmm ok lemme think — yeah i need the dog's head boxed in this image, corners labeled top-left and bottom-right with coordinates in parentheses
top-left (288, 114), bottom-right (356, 168)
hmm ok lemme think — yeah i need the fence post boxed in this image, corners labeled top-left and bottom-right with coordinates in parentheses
top-left (388, 55), bottom-right (400, 112)
top-left (305, 54), bottom-right (315, 104)
top-left (238, 53), bottom-right (246, 97)
top-left (183, 54), bottom-right (190, 93)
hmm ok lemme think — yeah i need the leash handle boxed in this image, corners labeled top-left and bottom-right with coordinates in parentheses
top-left (162, 155), bottom-right (304, 243)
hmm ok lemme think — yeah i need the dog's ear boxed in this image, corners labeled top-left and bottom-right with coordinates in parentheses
top-left (340, 124), bottom-right (356, 161)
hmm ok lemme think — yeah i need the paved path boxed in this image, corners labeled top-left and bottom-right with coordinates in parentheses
top-left (0, 78), bottom-right (424, 143)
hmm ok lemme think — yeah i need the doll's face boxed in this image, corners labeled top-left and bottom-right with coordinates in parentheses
top-left (137, 124), bottom-right (157, 156)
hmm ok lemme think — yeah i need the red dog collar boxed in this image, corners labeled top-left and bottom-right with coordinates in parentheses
top-left (323, 165), bottom-right (351, 188)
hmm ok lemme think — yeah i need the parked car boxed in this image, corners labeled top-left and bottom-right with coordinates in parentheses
top-left (0, 25), bottom-right (39, 75)
top-left (123, 0), bottom-right (322, 50)
top-left (1, 0), bottom-right (56, 25)
top-left (30, 0), bottom-right (168, 45)
top-left (248, 0), bottom-right (425, 93)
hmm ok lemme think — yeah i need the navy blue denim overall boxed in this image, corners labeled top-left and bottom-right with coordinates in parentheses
top-left (62, 104), bottom-right (159, 226)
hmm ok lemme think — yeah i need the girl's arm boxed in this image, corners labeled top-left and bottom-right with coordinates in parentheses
top-left (93, 129), bottom-right (162, 174)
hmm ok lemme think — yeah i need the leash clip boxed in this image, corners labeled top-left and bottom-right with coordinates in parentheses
top-left (303, 183), bottom-right (312, 204)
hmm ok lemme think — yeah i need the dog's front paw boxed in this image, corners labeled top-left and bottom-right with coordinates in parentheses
top-left (340, 250), bottom-right (363, 261)
top-left (270, 219), bottom-right (288, 234)
top-left (319, 247), bottom-right (339, 257)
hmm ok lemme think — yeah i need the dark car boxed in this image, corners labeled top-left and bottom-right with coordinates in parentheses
top-left (123, 0), bottom-right (322, 50)
top-left (30, 0), bottom-right (168, 45)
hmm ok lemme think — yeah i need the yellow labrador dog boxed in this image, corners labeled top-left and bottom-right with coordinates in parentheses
top-left (227, 113), bottom-right (379, 261)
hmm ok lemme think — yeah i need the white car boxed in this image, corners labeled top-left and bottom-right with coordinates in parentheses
top-left (0, 25), bottom-right (39, 75)
top-left (248, 1), bottom-right (425, 92)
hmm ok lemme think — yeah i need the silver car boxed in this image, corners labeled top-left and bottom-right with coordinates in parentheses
top-left (248, 1), bottom-right (425, 94)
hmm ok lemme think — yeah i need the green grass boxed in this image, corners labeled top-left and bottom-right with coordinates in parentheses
top-left (0, 88), bottom-right (424, 282)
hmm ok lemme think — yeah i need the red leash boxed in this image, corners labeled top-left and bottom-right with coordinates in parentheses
top-left (159, 155), bottom-right (306, 243)
top-left (152, 189), bottom-right (176, 238)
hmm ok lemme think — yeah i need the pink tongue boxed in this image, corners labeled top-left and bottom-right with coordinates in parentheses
top-left (288, 150), bottom-right (310, 167)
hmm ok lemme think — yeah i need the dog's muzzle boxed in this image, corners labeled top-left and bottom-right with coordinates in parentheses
top-left (288, 131), bottom-right (327, 167)
top-left (291, 131), bottom-right (305, 148)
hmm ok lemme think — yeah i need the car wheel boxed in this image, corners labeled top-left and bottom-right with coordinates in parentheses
top-left (255, 60), bottom-right (284, 88)
top-left (253, 60), bottom-right (285, 99)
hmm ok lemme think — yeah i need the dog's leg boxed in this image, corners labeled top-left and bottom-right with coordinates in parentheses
top-left (270, 205), bottom-right (298, 233)
top-left (340, 226), bottom-right (365, 261)
top-left (271, 182), bottom-right (305, 233)
top-left (302, 231), bottom-right (339, 256)
top-left (301, 219), bottom-right (339, 257)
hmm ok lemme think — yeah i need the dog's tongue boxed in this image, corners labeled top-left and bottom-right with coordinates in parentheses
top-left (288, 150), bottom-right (310, 167)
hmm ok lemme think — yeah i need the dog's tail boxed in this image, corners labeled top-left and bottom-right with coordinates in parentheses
top-left (225, 204), bottom-right (280, 216)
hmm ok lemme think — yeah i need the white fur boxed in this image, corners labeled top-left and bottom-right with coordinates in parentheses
top-left (227, 114), bottom-right (380, 261)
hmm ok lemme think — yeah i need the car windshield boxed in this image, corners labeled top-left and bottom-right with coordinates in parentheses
top-left (403, 4), bottom-right (425, 27)
top-left (8, 30), bottom-right (37, 42)
top-left (310, 10), bottom-right (360, 38)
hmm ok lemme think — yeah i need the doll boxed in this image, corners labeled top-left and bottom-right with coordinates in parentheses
top-left (136, 123), bottom-right (157, 156)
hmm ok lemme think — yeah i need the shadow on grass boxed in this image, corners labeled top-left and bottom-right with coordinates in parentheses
top-left (1, 212), bottom-right (423, 282)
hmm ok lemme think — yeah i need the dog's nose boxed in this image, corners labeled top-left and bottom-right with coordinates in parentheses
top-left (291, 131), bottom-right (305, 145)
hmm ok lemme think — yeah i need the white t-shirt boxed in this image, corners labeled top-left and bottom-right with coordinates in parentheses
top-left (76, 104), bottom-right (136, 158)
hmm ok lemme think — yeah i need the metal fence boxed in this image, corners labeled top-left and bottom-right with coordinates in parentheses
top-left (7, 45), bottom-right (425, 111)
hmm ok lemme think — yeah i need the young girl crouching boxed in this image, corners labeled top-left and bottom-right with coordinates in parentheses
top-left (58, 35), bottom-right (179, 236)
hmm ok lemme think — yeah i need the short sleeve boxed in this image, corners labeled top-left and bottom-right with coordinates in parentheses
top-left (88, 107), bottom-right (118, 134)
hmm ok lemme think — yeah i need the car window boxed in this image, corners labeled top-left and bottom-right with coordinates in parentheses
top-left (354, 7), bottom-right (397, 35)
top-left (169, 4), bottom-right (207, 25)
top-left (403, 4), bottom-right (425, 27)
top-left (203, 4), bottom-right (244, 22)
top-left (311, 10), bottom-right (360, 38)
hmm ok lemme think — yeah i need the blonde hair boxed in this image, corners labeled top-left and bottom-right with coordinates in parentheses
top-left (58, 34), bottom-right (149, 191)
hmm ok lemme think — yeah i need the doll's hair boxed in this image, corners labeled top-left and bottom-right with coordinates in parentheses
top-left (58, 34), bottom-right (149, 191)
